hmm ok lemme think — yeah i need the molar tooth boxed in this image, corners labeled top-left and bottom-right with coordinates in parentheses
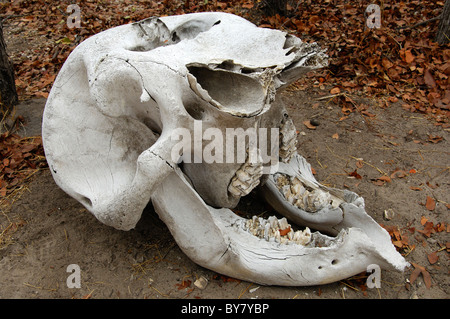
top-left (236, 170), bottom-right (251, 182)
top-left (275, 174), bottom-right (289, 188)
top-left (302, 191), bottom-right (310, 207)
top-left (284, 189), bottom-right (295, 205)
top-left (258, 217), bottom-right (266, 228)
top-left (228, 183), bottom-right (242, 196)
top-left (256, 227), bottom-right (264, 238)
top-left (306, 189), bottom-right (331, 212)
top-left (279, 118), bottom-right (298, 163)
top-left (293, 228), bottom-right (311, 246)
top-left (278, 217), bottom-right (289, 230)
top-left (228, 156), bottom-right (263, 197)
top-left (290, 181), bottom-right (303, 195)
top-left (287, 228), bottom-right (294, 240)
top-left (295, 198), bottom-right (306, 210)
top-left (264, 223), bottom-right (270, 241)
top-left (293, 230), bottom-right (302, 241)
top-left (274, 230), bottom-right (281, 243)
top-left (268, 216), bottom-right (278, 230)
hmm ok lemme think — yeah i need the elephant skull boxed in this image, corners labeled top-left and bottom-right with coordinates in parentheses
top-left (42, 12), bottom-right (408, 286)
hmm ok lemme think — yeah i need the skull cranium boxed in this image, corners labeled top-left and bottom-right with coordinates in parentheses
top-left (42, 12), bottom-right (408, 286)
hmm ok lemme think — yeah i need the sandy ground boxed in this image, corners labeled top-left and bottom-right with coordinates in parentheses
top-left (0, 88), bottom-right (448, 300)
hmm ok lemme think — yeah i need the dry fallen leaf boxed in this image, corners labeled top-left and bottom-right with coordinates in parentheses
top-left (332, 133), bottom-right (339, 139)
top-left (361, 110), bottom-right (376, 117)
top-left (425, 196), bottom-right (436, 211)
top-left (400, 49), bottom-right (415, 64)
top-left (348, 169), bottom-right (362, 179)
top-left (426, 181), bottom-right (439, 189)
top-left (390, 169), bottom-right (407, 179)
top-left (303, 120), bottom-right (317, 130)
top-left (427, 134), bottom-right (443, 144)
top-left (418, 221), bottom-right (435, 238)
top-left (424, 69), bottom-right (437, 88)
top-left (422, 269), bottom-right (432, 289)
top-left (176, 279), bottom-right (192, 290)
top-left (409, 267), bottom-right (422, 285)
top-left (378, 176), bottom-right (392, 183)
top-left (279, 227), bottom-right (291, 236)
top-left (427, 252), bottom-right (439, 265)
top-left (330, 87), bottom-right (340, 94)
top-left (410, 263), bottom-right (432, 289)
top-left (435, 223), bottom-right (446, 232)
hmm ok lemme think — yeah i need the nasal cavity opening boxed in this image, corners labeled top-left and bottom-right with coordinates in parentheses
top-left (77, 194), bottom-right (93, 208)
top-left (187, 65), bottom-right (265, 117)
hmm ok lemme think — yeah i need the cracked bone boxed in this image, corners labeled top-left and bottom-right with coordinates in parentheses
top-left (42, 12), bottom-right (408, 286)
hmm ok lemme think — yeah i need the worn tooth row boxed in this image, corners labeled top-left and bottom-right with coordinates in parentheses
top-left (279, 117), bottom-right (297, 163)
top-left (275, 174), bottom-right (331, 213)
top-left (239, 216), bottom-right (311, 246)
top-left (228, 152), bottom-right (263, 197)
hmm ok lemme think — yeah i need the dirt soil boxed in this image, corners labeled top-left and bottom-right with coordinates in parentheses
top-left (0, 87), bottom-right (448, 299)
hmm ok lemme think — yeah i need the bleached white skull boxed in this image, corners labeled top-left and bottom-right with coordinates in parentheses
top-left (42, 12), bottom-right (408, 286)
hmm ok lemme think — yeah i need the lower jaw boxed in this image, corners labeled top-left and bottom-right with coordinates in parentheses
top-left (150, 153), bottom-right (409, 286)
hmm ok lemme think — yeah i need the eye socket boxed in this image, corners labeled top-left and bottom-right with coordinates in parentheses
top-left (187, 65), bottom-right (265, 117)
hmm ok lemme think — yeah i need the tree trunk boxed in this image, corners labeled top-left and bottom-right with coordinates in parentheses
top-left (436, 0), bottom-right (450, 45)
top-left (260, 0), bottom-right (288, 16)
top-left (0, 19), bottom-right (18, 115)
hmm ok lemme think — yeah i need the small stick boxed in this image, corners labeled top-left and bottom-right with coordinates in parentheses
top-left (349, 156), bottom-right (386, 175)
top-left (316, 93), bottom-right (346, 101)
top-left (397, 15), bottom-right (441, 30)
top-left (238, 283), bottom-right (253, 299)
top-left (339, 280), bottom-right (359, 291)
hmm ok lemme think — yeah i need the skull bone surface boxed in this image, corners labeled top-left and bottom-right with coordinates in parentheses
top-left (42, 12), bottom-right (408, 286)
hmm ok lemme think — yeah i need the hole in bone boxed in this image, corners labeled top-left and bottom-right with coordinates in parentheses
top-left (182, 99), bottom-right (205, 120)
top-left (187, 65), bottom-right (265, 116)
top-left (285, 47), bottom-right (299, 56)
top-left (283, 34), bottom-right (301, 55)
top-left (77, 194), bottom-right (93, 208)
top-left (331, 259), bottom-right (338, 265)
top-left (241, 68), bottom-right (257, 74)
top-left (128, 18), bottom-right (174, 52)
top-left (171, 18), bottom-right (221, 41)
top-left (171, 31), bottom-right (179, 42)
top-left (216, 60), bottom-right (240, 72)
